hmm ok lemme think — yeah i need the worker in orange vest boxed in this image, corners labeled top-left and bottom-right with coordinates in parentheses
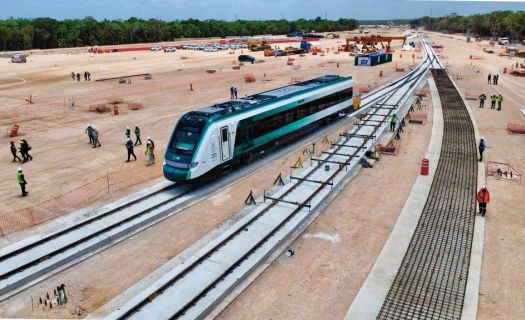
top-left (476, 186), bottom-right (490, 217)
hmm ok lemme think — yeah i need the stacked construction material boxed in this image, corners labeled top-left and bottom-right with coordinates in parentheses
top-left (355, 53), bottom-right (393, 66)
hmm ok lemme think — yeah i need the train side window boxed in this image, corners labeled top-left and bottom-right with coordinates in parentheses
top-left (221, 127), bottom-right (228, 142)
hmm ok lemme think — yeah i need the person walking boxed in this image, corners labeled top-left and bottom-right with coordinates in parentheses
top-left (389, 114), bottom-right (398, 132)
top-left (10, 141), bottom-right (22, 162)
top-left (76, 73), bottom-right (81, 82)
top-left (147, 137), bottom-right (155, 159)
top-left (487, 73), bottom-right (492, 84)
top-left (497, 94), bottom-right (503, 111)
top-left (234, 87), bottom-right (238, 99)
top-left (134, 125), bottom-right (142, 146)
top-left (17, 167), bottom-right (28, 196)
top-left (230, 86), bottom-right (235, 99)
top-left (19, 139), bottom-right (32, 163)
top-left (478, 93), bottom-right (487, 108)
top-left (476, 186), bottom-right (490, 217)
top-left (494, 74), bottom-right (499, 85)
top-left (125, 126), bottom-right (131, 139)
top-left (71, 72), bottom-right (75, 81)
top-left (92, 127), bottom-right (101, 148)
top-left (126, 138), bottom-right (137, 162)
top-left (86, 124), bottom-right (94, 144)
top-left (87, 71), bottom-right (91, 81)
top-left (145, 140), bottom-right (155, 166)
top-left (83, 71), bottom-right (87, 81)
top-left (490, 94), bottom-right (497, 109)
top-left (478, 137), bottom-right (486, 162)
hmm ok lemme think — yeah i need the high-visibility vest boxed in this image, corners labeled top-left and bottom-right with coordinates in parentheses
top-left (17, 172), bottom-right (25, 184)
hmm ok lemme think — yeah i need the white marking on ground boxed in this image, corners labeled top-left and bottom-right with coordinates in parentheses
top-left (303, 232), bottom-right (341, 243)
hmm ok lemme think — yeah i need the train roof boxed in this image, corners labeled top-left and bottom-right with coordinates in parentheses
top-left (191, 74), bottom-right (352, 120)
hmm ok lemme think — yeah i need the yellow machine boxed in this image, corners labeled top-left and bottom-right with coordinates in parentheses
top-left (247, 41), bottom-right (272, 51)
top-left (264, 49), bottom-right (275, 56)
top-left (353, 95), bottom-right (361, 110)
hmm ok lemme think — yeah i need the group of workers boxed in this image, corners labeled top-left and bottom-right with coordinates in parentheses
top-left (124, 125), bottom-right (155, 166)
top-left (10, 139), bottom-right (32, 163)
top-left (487, 73), bottom-right (499, 85)
top-left (71, 71), bottom-right (91, 81)
top-left (85, 125), bottom-right (101, 148)
top-left (478, 93), bottom-right (503, 110)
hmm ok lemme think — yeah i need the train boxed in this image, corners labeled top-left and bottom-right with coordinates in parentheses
top-left (163, 74), bottom-right (354, 182)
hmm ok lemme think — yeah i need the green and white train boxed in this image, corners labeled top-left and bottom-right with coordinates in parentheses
top-left (163, 74), bottom-right (354, 182)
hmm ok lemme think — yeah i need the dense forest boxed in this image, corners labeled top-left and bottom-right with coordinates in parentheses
top-left (0, 17), bottom-right (358, 51)
top-left (411, 11), bottom-right (525, 40)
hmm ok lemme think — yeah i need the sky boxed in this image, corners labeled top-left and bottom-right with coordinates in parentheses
top-left (0, 0), bottom-right (523, 21)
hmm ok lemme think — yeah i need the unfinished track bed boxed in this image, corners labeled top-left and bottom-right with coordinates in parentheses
top-left (377, 69), bottom-right (478, 319)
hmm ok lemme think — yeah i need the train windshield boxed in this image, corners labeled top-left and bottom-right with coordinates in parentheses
top-left (171, 125), bottom-right (202, 156)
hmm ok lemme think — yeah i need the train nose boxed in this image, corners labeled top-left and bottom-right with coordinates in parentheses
top-left (163, 164), bottom-right (191, 181)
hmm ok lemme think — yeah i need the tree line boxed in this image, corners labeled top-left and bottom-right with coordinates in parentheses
top-left (0, 17), bottom-right (359, 51)
top-left (411, 11), bottom-right (525, 40)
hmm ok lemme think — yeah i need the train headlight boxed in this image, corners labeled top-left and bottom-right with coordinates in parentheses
top-left (190, 162), bottom-right (199, 168)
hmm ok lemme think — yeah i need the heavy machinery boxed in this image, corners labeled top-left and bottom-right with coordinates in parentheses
top-left (247, 41), bottom-right (271, 52)
top-left (343, 35), bottom-right (407, 53)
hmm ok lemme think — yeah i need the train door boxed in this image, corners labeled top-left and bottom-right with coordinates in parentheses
top-left (220, 126), bottom-right (231, 162)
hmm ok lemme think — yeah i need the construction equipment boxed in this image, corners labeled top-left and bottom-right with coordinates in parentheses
top-left (325, 33), bottom-right (340, 39)
top-left (343, 35), bottom-right (407, 53)
top-left (247, 41), bottom-right (271, 52)
top-left (264, 49), bottom-right (274, 57)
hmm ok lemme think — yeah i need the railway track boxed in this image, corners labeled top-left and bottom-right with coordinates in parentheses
top-left (0, 36), bottom-right (438, 309)
top-left (106, 36), bottom-right (440, 320)
top-left (376, 69), bottom-right (477, 319)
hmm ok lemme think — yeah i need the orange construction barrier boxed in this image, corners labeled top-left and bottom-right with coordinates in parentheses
top-left (379, 70), bottom-right (383, 77)
top-left (420, 158), bottom-right (429, 175)
top-left (10, 124), bottom-right (20, 137)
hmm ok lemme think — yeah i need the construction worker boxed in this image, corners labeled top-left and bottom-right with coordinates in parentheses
top-left (71, 72), bottom-right (75, 81)
top-left (86, 124), bottom-right (94, 144)
top-left (87, 71), bottom-right (91, 81)
top-left (190, 83), bottom-right (193, 91)
top-left (490, 95), bottom-right (497, 109)
top-left (230, 86), bottom-right (234, 99)
top-left (497, 94), bottom-right (503, 111)
top-left (487, 73), bottom-right (492, 84)
top-left (494, 74), bottom-right (499, 85)
top-left (234, 87), bottom-right (238, 99)
top-left (147, 137), bottom-right (155, 159)
top-left (134, 125), bottom-right (142, 146)
top-left (19, 139), bottom-right (32, 163)
top-left (92, 126), bottom-right (101, 148)
top-left (126, 138), bottom-right (137, 162)
top-left (125, 126), bottom-right (131, 139)
top-left (76, 73), bottom-right (80, 82)
top-left (478, 137), bottom-right (486, 162)
top-left (83, 71), bottom-right (87, 81)
top-left (17, 167), bottom-right (28, 196)
top-left (10, 141), bottom-right (22, 162)
top-left (476, 186), bottom-right (490, 217)
top-left (145, 140), bottom-right (154, 166)
top-left (478, 93), bottom-right (487, 108)
top-left (389, 114), bottom-right (398, 132)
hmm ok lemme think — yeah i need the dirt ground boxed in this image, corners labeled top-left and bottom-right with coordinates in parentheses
top-left (0, 30), bottom-right (418, 318)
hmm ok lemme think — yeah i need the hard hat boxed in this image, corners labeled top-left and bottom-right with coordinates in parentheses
top-left (481, 136), bottom-right (485, 140)
top-left (147, 136), bottom-right (151, 140)
top-left (135, 124), bottom-right (138, 127)
top-left (126, 126), bottom-right (129, 129)
top-left (127, 137), bottom-right (131, 141)
top-left (17, 167), bottom-right (23, 172)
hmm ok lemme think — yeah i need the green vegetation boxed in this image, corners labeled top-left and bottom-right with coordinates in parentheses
top-left (0, 17), bottom-right (358, 51)
top-left (412, 11), bottom-right (525, 40)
